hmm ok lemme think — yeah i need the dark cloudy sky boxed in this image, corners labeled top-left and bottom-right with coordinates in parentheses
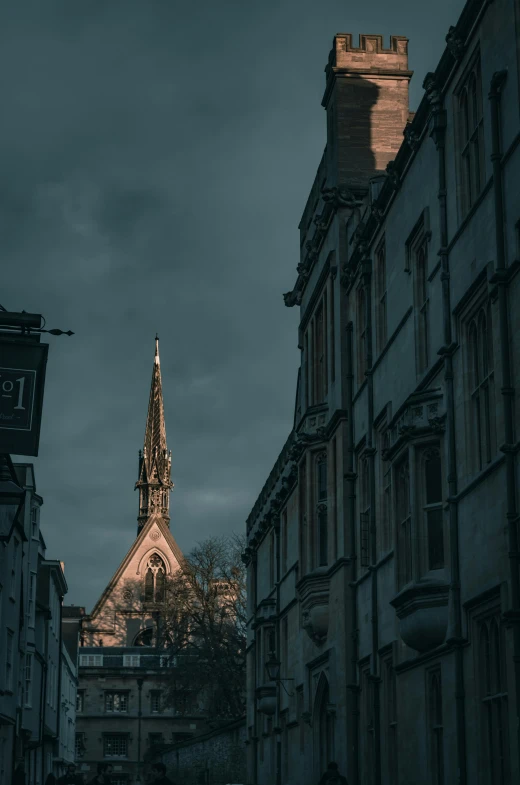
top-left (3, 0), bottom-right (465, 610)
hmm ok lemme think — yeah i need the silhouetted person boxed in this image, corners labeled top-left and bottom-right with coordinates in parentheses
top-left (88, 764), bottom-right (111, 785)
top-left (58, 765), bottom-right (82, 785)
top-left (150, 763), bottom-right (175, 785)
top-left (318, 761), bottom-right (348, 785)
top-left (45, 775), bottom-right (57, 785)
top-left (13, 763), bottom-right (26, 785)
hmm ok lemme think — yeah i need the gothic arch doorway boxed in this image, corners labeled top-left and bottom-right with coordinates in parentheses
top-left (314, 672), bottom-right (334, 778)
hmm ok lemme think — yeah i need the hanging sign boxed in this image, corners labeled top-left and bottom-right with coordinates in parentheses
top-left (0, 337), bottom-right (48, 456)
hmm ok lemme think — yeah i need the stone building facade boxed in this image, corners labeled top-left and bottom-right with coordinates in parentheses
top-left (74, 339), bottom-right (208, 785)
top-left (244, 1), bottom-right (520, 784)
top-left (0, 461), bottom-right (74, 785)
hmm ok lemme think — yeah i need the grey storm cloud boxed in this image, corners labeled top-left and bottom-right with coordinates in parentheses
top-left (2, 0), bottom-right (465, 610)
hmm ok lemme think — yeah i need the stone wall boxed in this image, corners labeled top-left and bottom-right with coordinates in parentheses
top-left (161, 719), bottom-right (246, 785)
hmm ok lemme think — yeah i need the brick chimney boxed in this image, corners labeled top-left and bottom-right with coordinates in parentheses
top-left (322, 34), bottom-right (412, 191)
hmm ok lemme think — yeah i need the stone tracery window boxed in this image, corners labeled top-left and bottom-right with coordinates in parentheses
top-left (315, 452), bottom-right (328, 567)
top-left (477, 611), bottom-right (509, 784)
top-left (468, 302), bottom-right (496, 472)
top-left (144, 553), bottom-right (166, 603)
top-left (457, 57), bottom-right (484, 215)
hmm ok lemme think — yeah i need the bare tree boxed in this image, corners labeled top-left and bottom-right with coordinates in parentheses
top-left (158, 534), bottom-right (247, 720)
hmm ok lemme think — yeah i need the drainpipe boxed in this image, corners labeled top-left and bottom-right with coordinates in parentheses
top-left (251, 552), bottom-right (258, 785)
top-left (274, 514), bottom-right (282, 785)
top-left (345, 323), bottom-right (359, 785)
top-left (137, 677), bottom-right (144, 782)
top-left (489, 68), bottom-right (520, 765)
top-left (424, 72), bottom-right (467, 785)
top-left (362, 260), bottom-right (381, 785)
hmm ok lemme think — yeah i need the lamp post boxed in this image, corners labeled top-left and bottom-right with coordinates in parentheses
top-left (264, 653), bottom-right (293, 696)
top-left (0, 455), bottom-right (25, 542)
top-left (264, 651), bottom-right (294, 785)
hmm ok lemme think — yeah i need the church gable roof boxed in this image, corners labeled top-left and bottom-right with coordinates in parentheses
top-left (86, 514), bottom-right (183, 628)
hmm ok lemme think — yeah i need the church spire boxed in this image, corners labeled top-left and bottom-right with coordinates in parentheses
top-left (135, 335), bottom-right (173, 535)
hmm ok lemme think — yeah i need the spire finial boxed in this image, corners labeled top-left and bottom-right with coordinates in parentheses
top-left (155, 334), bottom-right (160, 364)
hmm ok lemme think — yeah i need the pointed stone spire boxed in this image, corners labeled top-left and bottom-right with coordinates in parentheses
top-left (135, 336), bottom-right (173, 535)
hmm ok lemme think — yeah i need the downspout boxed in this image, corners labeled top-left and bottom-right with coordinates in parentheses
top-left (424, 72), bottom-right (467, 784)
top-left (252, 552), bottom-right (258, 785)
top-left (345, 322), bottom-right (359, 785)
top-left (362, 260), bottom-right (381, 785)
top-left (274, 514), bottom-right (282, 785)
top-left (137, 677), bottom-right (144, 782)
top-left (55, 587), bottom-right (64, 775)
top-left (489, 68), bottom-right (520, 765)
top-left (40, 600), bottom-right (50, 785)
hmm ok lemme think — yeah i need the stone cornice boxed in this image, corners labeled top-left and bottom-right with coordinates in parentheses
top-left (285, 186), bottom-right (364, 308)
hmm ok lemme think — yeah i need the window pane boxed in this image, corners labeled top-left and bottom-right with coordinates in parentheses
top-left (427, 509), bottom-right (444, 570)
top-left (317, 459), bottom-right (327, 500)
top-left (425, 451), bottom-right (442, 504)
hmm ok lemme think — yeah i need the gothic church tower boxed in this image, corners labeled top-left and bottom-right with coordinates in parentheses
top-left (135, 336), bottom-right (173, 534)
top-left (79, 337), bottom-right (183, 648)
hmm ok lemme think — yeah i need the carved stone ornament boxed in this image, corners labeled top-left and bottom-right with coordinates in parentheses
top-left (427, 416), bottom-right (446, 433)
top-left (340, 264), bottom-right (354, 289)
top-left (423, 72), bottom-right (442, 110)
top-left (149, 530), bottom-right (161, 541)
top-left (283, 290), bottom-right (302, 308)
top-left (445, 26), bottom-right (465, 60)
top-left (256, 684), bottom-right (277, 716)
top-left (403, 124), bottom-right (420, 151)
top-left (385, 160), bottom-right (400, 190)
top-left (298, 571), bottom-right (330, 646)
top-left (321, 186), bottom-right (360, 210)
top-left (371, 203), bottom-right (385, 223)
top-left (390, 577), bottom-right (450, 653)
top-left (123, 589), bottom-right (133, 601)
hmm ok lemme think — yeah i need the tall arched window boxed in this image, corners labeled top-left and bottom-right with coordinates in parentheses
top-left (469, 303), bottom-right (495, 472)
top-left (357, 286), bottom-right (367, 383)
top-left (428, 671), bottom-right (444, 785)
top-left (415, 243), bottom-right (429, 374)
top-left (423, 447), bottom-right (444, 571)
top-left (144, 554), bottom-right (166, 603)
top-left (477, 613), bottom-right (509, 784)
top-left (359, 455), bottom-right (371, 568)
top-left (458, 59), bottom-right (484, 215)
top-left (315, 452), bottom-right (328, 567)
top-left (376, 238), bottom-right (387, 353)
top-left (396, 455), bottom-right (412, 589)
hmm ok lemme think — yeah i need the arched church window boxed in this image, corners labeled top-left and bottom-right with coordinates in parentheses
top-left (144, 554), bottom-right (166, 603)
top-left (134, 628), bottom-right (154, 647)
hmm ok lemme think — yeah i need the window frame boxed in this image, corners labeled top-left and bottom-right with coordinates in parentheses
top-left (472, 598), bottom-right (510, 785)
top-left (381, 650), bottom-right (398, 785)
top-left (314, 451), bottom-right (328, 568)
top-left (454, 52), bottom-right (485, 217)
top-left (375, 236), bottom-right (387, 354)
top-left (467, 298), bottom-right (496, 473)
top-left (359, 453), bottom-right (371, 569)
top-left (426, 667), bottom-right (444, 785)
top-left (150, 690), bottom-right (162, 714)
top-left (104, 691), bottom-right (129, 714)
top-left (357, 284), bottom-right (367, 385)
top-left (395, 453), bottom-right (412, 590)
top-left (103, 734), bottom-right (129, 759)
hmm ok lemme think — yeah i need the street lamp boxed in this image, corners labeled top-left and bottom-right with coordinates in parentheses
top-left (265, 652), bottom-right (281, 683)
top-left (0, 455), bottom-right (24, 542)
top-left (264, 652), bottom-right (294, 696)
